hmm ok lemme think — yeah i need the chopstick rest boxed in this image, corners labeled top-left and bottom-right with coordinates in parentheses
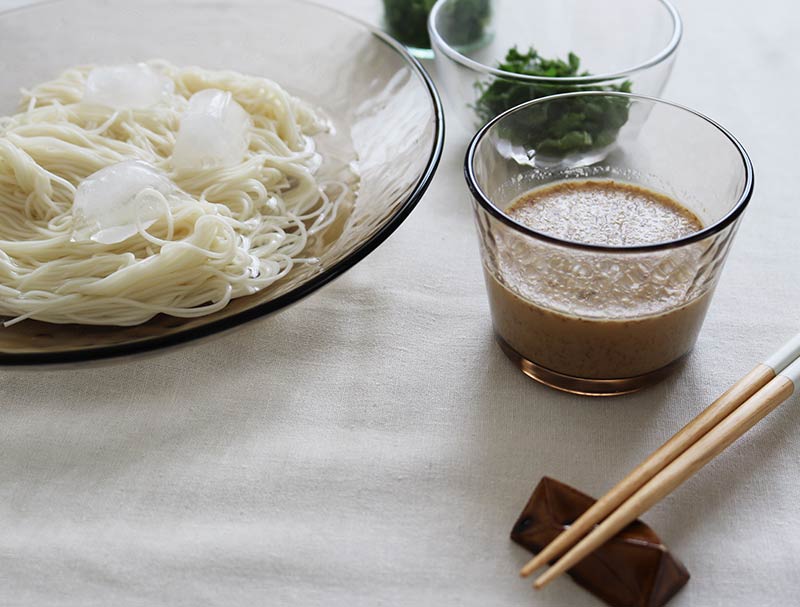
top-left (512, 477), bottom-right (689, 607)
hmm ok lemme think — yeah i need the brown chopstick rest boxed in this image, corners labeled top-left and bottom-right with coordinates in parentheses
top-left (511, 477), bottom-right (689, 607)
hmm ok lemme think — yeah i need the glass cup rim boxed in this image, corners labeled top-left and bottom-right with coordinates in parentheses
top-left (428, 0), bottom-right (683, 85)
top-left (464, 91), bottom-right (755, 254)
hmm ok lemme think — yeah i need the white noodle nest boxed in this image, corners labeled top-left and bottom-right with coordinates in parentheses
top-left (0, 61), bottom-right (349, 326)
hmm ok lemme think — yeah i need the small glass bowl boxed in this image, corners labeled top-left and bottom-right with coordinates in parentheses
top-left (466, 93), bottom-right (754, 395)
top-left (430, 0), bottom-right (682, 130)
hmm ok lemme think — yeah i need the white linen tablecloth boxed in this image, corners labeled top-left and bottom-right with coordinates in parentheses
top-left (1, 0), bottom-right (799, 605)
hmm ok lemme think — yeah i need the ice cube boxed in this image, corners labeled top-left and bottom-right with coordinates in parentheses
top-left (171, 89), bottom-right (251, 170)
top-left (83, 64), bottom-right (174, 109)
top-left (72, 160), bottom-right (175, 244)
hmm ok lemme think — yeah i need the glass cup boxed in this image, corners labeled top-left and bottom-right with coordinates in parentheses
top-left (430, 0), bottom-right (681, 130)
top-left (384, 0), bottom-right (493, 60)
top-left (465, 93), bottom-right (754, 396)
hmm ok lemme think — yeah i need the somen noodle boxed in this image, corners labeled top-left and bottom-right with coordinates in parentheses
top-left (0, 60), bottom-right (350, 326)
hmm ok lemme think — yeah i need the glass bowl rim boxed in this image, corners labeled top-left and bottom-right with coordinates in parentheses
top-left (464, 91), bottom-right (754, 254)
top-left (428, 0), bottom-right (682, 85)
top-left (0, 0), bottom-right (445, 366)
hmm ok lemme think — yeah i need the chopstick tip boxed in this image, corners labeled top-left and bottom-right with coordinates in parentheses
top-left (519, 555), bottom-right (543, 577)
top-left (533, 569), bottom-right (556, 590)
top-left (519, 565), bottom-right (533, 578)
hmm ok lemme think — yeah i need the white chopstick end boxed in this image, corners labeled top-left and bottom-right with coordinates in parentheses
top-left (777, 357), bottom-right (800, 388)
top-left (764, 332), bottom-right (800, 374)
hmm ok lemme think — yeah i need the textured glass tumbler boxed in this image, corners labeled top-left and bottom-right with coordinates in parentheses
top-left (465, 93), bottom-right (754, 395)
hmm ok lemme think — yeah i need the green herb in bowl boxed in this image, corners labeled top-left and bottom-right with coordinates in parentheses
top-left (383, 0), bottom-right (490, 51)
top-left (475, 47), bottom-right (632, 155)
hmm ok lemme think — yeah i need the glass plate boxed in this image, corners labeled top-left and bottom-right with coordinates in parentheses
top-left (0, 0), bottom-right (444, 365)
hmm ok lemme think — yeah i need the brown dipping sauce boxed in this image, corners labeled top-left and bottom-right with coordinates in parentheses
top-left (506, 180), bottom-right (702, 246)
top-left (486, 180), bottom-right (713, 380)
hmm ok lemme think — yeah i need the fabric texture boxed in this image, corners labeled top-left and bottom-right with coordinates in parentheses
top-left (1, 0), bottom-right (799, 605)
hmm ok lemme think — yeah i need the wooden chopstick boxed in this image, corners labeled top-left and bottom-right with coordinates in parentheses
top-left (520, 332), bottom-right (800, 579)
top-left (533, 352), bottom-right (800, 590)
top-left (520, 364), bottom-right (773, 576)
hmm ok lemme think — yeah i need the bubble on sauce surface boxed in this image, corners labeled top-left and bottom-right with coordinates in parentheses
top-left (171, 89), bottom-right (251, 170)
top-left (83, 64), bottom-right (174, 109)
top-left (72, 160), bottom-right (175, 245)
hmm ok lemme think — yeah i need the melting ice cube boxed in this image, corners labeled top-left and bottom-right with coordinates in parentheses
top-left (83, 64), bottom-right (174, 109)
top-left (72, 160), bottom-right (175, 245)
top-left (171, 89), bottom-right (251, 170)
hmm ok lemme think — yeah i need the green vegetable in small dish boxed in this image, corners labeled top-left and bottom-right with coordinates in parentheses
top-left (474, 47), bottom-right (632, 155)
top-left (383, 0), bottom-right (490, 50)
